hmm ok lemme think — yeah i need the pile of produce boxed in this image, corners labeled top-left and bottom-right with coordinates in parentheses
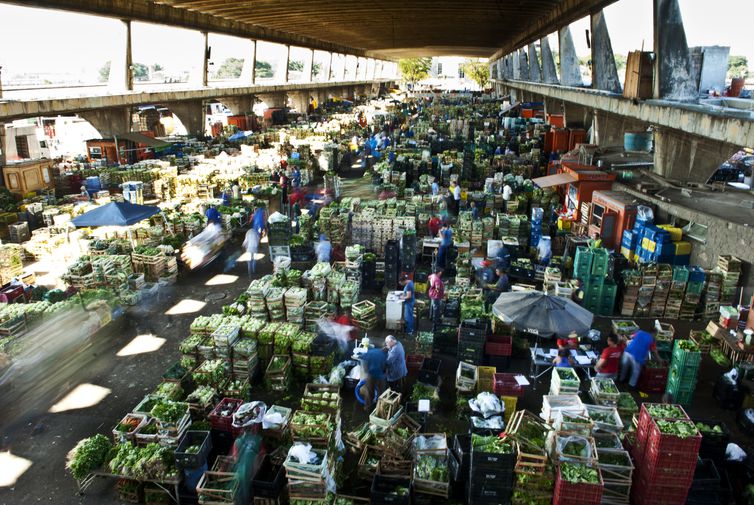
top-left (291, 412), bottom-right (329, 439)
top-left (149, 400), bottom-right (188, 424)
top-left (192, 359), bottom-right (226, 386)
top-left (302, 391), bottom-right (340, 411)
top-left (414, 454), bottom-right (448, 482)
top-left (645, 404), bottom-right (685, 419)
top-left (153, 382), bottom-right (183, 401)
top-left (593, 379), bottom-right (618, 395)
top-left (66, 434), bottom-right (113, 480)
top-left (695, 422), bottom-right (725, 435)
top-left (560, 462), bottom-right (599, 484)
top-left (292, 331), bottom-right (316, 354)
top-left (186, 386), bottom-right (216, 406)
top-left (471, 434), bottom-right (514, 454)
top-left (654, 419), bottom-right (698, 438)
top-left (677, 340), bottom-right (700, 352)
top-left (108, 443), bottom-right (178, 480)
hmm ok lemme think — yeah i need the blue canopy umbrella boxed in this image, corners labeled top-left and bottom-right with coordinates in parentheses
top-left (228, 131), bottom-right (248, 142)
top-left (71, 201), bottom-right (160, 228)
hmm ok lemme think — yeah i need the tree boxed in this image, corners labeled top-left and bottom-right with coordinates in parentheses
top-left (255, 60), bottom-right (274, 79)
top-left (462, 59), bottom-right (490, 89)
top-left (132, 63), bottom-right (149, 81)
top-left (312, 62), bottom-right (322, 77)
top-left (614, 54), bottom-right (627, 75)
top-left (398, 58), bottom-right (431, 85)
top-left (288, 60), bottom-right (304, 73)
top-left (214, 57), bottom-right (244, 79)
top-left (98, 61), bottom-right (111, 82)
top-left (152, 63), bottom-right (164, 72)
top-left (728, 55), bottom-right (749, 79)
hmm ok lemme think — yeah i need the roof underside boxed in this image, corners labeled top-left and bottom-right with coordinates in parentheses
top-left (11, 0), bottom-right (615, 59)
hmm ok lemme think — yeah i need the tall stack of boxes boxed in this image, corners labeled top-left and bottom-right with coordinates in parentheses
top-left (665, 340), bottom-right (702, 405)
top-left (574, 246), bottom-right (616, 316)
top-left (622, 219), bottom-right (692, 266)
top-left (716, 255), bottom-right (741, 305)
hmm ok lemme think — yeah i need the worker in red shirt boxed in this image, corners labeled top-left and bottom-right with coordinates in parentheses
top-left (427, 215), bottom-right (441, 238)
top-left (595, 334), bottom-right (625, 379)
top-left (334, 309), bottom-right (358, 340)
top-left (557, 331), bottom-right (579, 350)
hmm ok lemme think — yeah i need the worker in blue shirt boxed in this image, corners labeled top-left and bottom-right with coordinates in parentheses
top-left (291, 166), bottom-right (301, 190)
top-left (383, 335), bottom-right (408, 393)
top-left (400, 275), bottom-right (415, 335)
top-left (205, 205), bottom-right (222, 225)
top-left (436, 222), bottom-right (453, 271)
top-left (251, 206), bottom-right (266, 236)
top-left (361, 347), bottom-right (386, 410)
top-left (620, 330), bottom-right (658, 388)
top-left (487, 267), bottom-right (511, 306)
top-left (495, 244), bottom-right (511, 271)
top-left (315, 234), bottom-right (332, 263)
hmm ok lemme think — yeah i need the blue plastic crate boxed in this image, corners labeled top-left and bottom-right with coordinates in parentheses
top-left (673, 255), bottom-right (690, 266)
top-left (688, 266), bottom-right (706, 284)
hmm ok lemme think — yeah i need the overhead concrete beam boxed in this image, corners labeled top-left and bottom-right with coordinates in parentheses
top-left (495, 78), bottom-right (754, 148)
top-left (590, 10), bottom-right (621, 94)
top-left (0, 79), bottom-right (392, 122)
top-left (654, 127), bottom-right (739, 182)
top-left (79, 106), bottom-right (132, 138)
top-left (7, 0), bottom-right (369, 57)
top-left (540, 37), bottom-right (559, 85)
top-left (558, 26), bottom-right (582, 87)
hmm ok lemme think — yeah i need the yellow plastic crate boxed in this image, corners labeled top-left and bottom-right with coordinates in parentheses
top-left (658, 224), bottom-right (683, 242)
top-left (641, 237), bottom-right (656, 253)
top-left (502, 396), bottom-right (518, 426)
top-left (477, 366), bottom-right (496, 393)
top-left (674, 241), bottom-right (692, 255)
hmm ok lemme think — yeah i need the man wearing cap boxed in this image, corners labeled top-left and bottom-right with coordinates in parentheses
top-left (427, 268), bottom-right (445, 331)
top-left (477, 260), bottom-right (496, 287)
top-left (400, 275), bottom-right (415, 335)
top-left (383, 335), bottom-right (408, 393)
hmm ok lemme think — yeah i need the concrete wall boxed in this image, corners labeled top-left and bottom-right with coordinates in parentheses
top-left (615, 183), bottom-right (754, 300)
top-left (3, 124), bottom-right (49, 161)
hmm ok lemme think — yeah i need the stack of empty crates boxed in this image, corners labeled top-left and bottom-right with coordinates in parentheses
top-left (681, 266), bottom-right (706, 320)
top-left (716, 255), bottom-right (741, 305)
top-left (664, 266), bottom-right (688, 319)
top-left (702, 270), bottom-right (723, 319)
top-left (574, 246), bottom-right (616, 316)
top-left (458, 319), bottom-right (488, 366)
top-left (649, 264), bottom-right (672, 317)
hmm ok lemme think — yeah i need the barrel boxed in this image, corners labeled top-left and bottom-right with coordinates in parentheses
top-left (624, 131), bottom-right (653, 152)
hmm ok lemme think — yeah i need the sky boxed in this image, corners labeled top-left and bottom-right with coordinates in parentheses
top-left (0, 0), bottom-right (752, 82)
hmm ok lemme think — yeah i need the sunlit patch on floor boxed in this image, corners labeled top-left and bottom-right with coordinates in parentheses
top-left (205, 274), bottom-right (239, 286)
top-left (0, 451), bottom-right (32, 487)
top-left (165, 299), bottom-right (206, 315)
top-left (237, 252), bottom-right (266, 262)
top-left (49, 383), bottom-right (111, 413)
top-left (116, 334), bottom-right (166, 357)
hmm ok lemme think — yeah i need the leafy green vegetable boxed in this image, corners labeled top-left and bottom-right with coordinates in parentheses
top-left (471, 434), bottom-right (514, 454)
top-left (560, 462), bottom-right (599, 484)
top-left (66, 434), bottom-right (112, 480)
top-left (655, 420), bottom-right (698, 438)
top-left (645, 404), bottom-right (686, 419)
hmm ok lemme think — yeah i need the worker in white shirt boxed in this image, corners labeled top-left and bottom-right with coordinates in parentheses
top-left (502, 183), bottom-right (512, 213)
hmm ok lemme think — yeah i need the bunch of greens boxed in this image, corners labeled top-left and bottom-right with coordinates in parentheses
top-left (617, 393), bottom-right (638, 412)
top-left (291, 412), bottom-right (329, 438)
top-left (598, 451), bottom-right (630, 467)
top-left (560, 462), bottom-right (599, 484)
top-left (593, 379), bottom-right (618, 395)
top-left (108, 443), bottom-right (177, 480)
top-left (414, 454), bottom-right (448, 482)
top-left (655, 420), bottom-right (699, 438)
top-left (192, 359), bottom-right (226, 386)
top-left (66, 434), bottom-right (112, 480)
top-left (411, 382), bottom-right (439, 403)
top-left (179, 334), bottom-right (205, 354)
top-left (187, 386), bottom-right (216, 406)
top-left (150, 400), bottom-right (188, 424)
top-left (153, 382), bottom-right (183, 401)
top-left (560, 438), bottom-right (590, 458)
top-left (677, 340), bottom-right (700, 352)
top-left (292, 331), bottom-right (316, 353)
top-left (695, 422), bottom-right (724, 435)
top-left (471, 434), bottom-right (514, 454)
top-left (645, 404), bottom-right (686, 419)
top-left (587, 409), bottom-right (617, 425)
top-left (303, 391), bottom-right (340, 411)
top-left (268, 356), bottom-right (289, 373)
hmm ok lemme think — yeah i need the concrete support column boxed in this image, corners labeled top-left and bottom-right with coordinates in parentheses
top-left (240, 40), bottom-right (256, 85)
top-left (540, 37), bottom-right (559, 84)
top-left (109, 20), bottom-right (133, 92)
top-left (654, 128), bottom-right (737, 182)
top-left (0, 126), bottom-right (7, 167)
top-left (284, 45), bottom-right (291, 84)
top-left (563, 102), bottom-right (591, 129)
top-left (222, 96), bottom-right (254, 115)
top-left (559, 26), bottom-right (582, 86)
top-left (518, 49), bottom-right (530, 81)
top-left (257, 93), bottom-right (287, 109)
top-left (528, 44), bottom-right (542, 83)
top-left (79, 106), bottom-right (132, 138)
top-left (592, 110), bottom-right (642, 147)
top-left (591, 10), bottom-right (622, 93)
top-left (168, 100), bottom-right (206, 137)
top-left (289, 92), bottom-right (309, 115)
top-left (654, 0), bottom-right (697, 100)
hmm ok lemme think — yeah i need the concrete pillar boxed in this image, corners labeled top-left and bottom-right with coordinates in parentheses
top-left (541, 37), bottom-right (559, 84)
top-left (79, 106), bottom-right (132, 138)
top-left (0, 126), bottom-right (7, 167)
top-left (289, 91), bottom-right (309, 114)
top-left (654, 128), bottom-right (738, 182)
top-left (222, 96), bottom-right (254, 115)
top-left (512, 53), bottom-right (522, 80)
top-left (591, 10), bottom-right (622, 93)
top-left (168, 100), bottom-right (206, 137)
top-left (284, 45), bottom-right (291, 84)
top-left (559, 26), bottom-right (582, 86)
top-left (528, 44), bottom-right (542, 83)
top-left (518, 49), bottom-right (530, 81)
top-left (563, 102), bottom-right (591, 129)
top-left (108, 20), bottom-right (133, 92)
top-left (240, 40), bottom-right (256, 85)
top-left (654, 0), bottom-right (697, 101)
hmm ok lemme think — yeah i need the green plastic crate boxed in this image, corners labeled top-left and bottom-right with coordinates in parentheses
top-left (672, 266), bottom-right (689, 283)
top-left (668, 364), bottom-right (698, 384)
top-left (671, 340), bottom-right (702, 368)
top-left (590, 248), bottom-right (610, 277)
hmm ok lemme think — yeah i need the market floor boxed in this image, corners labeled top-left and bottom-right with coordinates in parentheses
top-left (0, 241), bottom-right (261, 505)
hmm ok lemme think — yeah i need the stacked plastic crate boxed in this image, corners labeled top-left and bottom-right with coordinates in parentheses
top-left (468, 434), bottom-right (516, 504)
top-left (716, 255), bottom-right (741, 305)
top-left (457, 319), bottom-right (489, 366)
top-left (573, 246), bottom-right (615, 316)
top-left (665, 340), bottom-right (702, 405)
top-left (664, 266), bottom-right (688, 319)
top-left (630, 404), bottom-right (702, 505)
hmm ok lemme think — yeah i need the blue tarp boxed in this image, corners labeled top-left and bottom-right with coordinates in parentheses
top-left (228, 131), bottom-right (248, 141)
top-left (71, 201), bottom-right (160, 227)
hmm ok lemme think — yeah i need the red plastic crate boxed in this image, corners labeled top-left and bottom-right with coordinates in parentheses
top-left (631, 474), bottom-right (689, 505)
top-left (209, 398), bottom-right (242, 432)
top-left (554, 467), bottom-right (603, 505)
top-left (492, 373), bottom-right (525, 397)
top-left (637, 365), bottom-right (669, 393)
top-left (484, 334), bottom-right (512, 356)
top-left (406, 355), bottom-right (425, 376)
top-left (646, 419), bottom-right (702, 456)
top-left (634, 458), bottom-right (695, 487)
top-left (637, 404), bottom-right (690, 435)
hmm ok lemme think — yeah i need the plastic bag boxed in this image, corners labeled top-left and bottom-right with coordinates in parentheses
top-left (636, 205), bottom-right (654, 223)
top-left (724, 368), bottom-right (739, 384)
top-left (557, 435), bottom-right (592, 460)
top-left (287, 442), bottom-right (318, 464)
top-left (232, 401), bottom-right (266, 428)
top-left (469, 392), bottom-right (504, 419)
top-left (413, 434), bottom-right (447, 452)
top-left (726, 443), bottom-right (746, 462)
top-left (471, 415), bottom-right (504, 429)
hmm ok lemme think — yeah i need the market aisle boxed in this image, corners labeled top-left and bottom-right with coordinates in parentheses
top-left (0, 247), bottom-right (262, 504)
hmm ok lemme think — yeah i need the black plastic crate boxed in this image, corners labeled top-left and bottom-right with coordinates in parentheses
top-left (469, 467), bottom-right (514, 488)
top-left (370, 474), bottom-right (411, 505)
top-left (695, 419), bottom-right (730, 462)
top-left (467, 483), bottom-right (512, 503)
top-left (452, 434), bottom-right (471, 470)
top-left (175, 431), bottom-right (212, 469)
top-left (470, 448), bottom-right (516, 471)
top-left (691, 459), bottom-right (721, 489)
top-left (252, 455), bottom-right (285, 499)
top-left (459, 319), bottom-right (490, 339)
top-left (449, 450), bottom-right (463, 482)
top-left (418, 358), bottom-right (441, 385)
